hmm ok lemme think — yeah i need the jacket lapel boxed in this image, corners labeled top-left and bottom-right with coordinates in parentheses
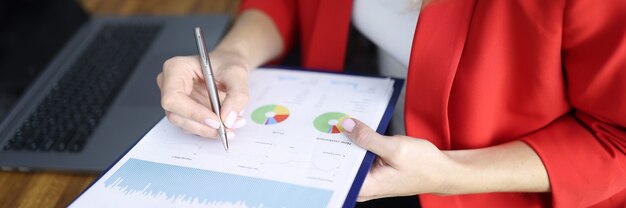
top-left (405, 0), bottom-right (477, 149)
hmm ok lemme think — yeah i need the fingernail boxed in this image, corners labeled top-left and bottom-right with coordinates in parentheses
top-left (227, 131), bottom-right (235, 139)
top-left (233, 118), bottom-right (247, 129)
top-left (204, 118), bottom-right (220, 129)
top-left (238, 110), bottom-right (245, 116)
top-left (341, 118), bottom-right (355, 133)
top-left (223, 111), bottom-right (237, 128)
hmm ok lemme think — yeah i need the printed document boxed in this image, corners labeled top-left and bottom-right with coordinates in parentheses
top-left (70, 68), bottom-right (396, 208)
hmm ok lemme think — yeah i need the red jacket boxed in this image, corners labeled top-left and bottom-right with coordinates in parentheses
top-left (241, 0), bottom-right (626, 207)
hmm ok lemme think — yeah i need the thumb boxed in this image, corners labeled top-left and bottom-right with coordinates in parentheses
top-left (341, 118), bottom-right (395, 159)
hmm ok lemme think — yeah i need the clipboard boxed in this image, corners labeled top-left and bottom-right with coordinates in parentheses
top-left (342, 71), bottom-right (403, 208)
top-left (70, 67), bottom-right (404, 208)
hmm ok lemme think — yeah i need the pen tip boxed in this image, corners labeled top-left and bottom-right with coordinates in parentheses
top-left (219, 130), bottom-right (229, 151)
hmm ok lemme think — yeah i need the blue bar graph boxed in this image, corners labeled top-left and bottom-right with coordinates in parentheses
top-left (104, 158), bottom-right (333, 207)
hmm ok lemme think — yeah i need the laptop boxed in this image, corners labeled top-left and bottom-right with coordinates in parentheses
top-left (0, 0), bottom-right (230, 172)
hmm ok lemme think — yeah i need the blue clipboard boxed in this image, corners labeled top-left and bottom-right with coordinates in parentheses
top-left (70, 66), bottom-right (405, 208)
top-left (341, 73), bottom-right (404, 208)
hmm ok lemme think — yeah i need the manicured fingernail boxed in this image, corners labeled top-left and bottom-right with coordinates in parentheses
top-left (341, 118), bottom-right (355, 133)
top-left (223, 111), bottom-right (237, 128)
top-left (204, 118), bottom-right (220, 129)
top-left (227, 131), bottom-right (235, 139)
top-left (233, 118), bottom-right (247, 129)
top-left (239, 110), bottom-right (245, 116)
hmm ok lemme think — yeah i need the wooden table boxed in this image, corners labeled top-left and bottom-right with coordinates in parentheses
top-left (0, 1), bottom-right (239, 207)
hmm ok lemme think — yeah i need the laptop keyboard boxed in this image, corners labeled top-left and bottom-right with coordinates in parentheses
top-left (2, 24), bottom-right (162, 153)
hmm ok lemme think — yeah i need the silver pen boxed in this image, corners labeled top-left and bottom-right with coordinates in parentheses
top-left (194, 27), bottom-right (228, 151)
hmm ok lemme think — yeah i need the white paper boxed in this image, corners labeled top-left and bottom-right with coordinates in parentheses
top-left (70, 68), bottom-right (395, 208)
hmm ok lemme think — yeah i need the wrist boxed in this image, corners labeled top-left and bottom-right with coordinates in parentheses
top-left (430, 150), bottom-right (470, 195)
top-left (210, 48), bottom-right (253, 71)
top-left (441, 149), bottom-right (513, 195)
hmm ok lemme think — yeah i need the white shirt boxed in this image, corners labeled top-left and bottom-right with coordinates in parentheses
top-left (352, 0), bottom-right (421, 135)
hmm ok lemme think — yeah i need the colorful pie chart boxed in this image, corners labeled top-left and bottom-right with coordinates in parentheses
top-left (251, 105), bottom-right (290, 125)
top-left (313, 112), bottom-right (349, 134)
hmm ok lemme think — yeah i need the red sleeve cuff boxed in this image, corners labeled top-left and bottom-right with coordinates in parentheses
top-left (520, 113), bottom-right (626, 207)
top-left (239, 0), bottom-right (296, 62)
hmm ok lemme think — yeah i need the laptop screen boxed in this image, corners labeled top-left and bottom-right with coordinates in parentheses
top-left (0, 0), bottom-right (88, 119)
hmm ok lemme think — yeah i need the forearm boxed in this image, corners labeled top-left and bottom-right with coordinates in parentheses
top-left (441, 141), bottom-right (550, 195)
top-left (214, 10), bottom-right (284, 69)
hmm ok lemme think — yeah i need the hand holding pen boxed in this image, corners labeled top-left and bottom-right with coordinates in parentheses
top-left (156, 28), bottom-right (250, 148)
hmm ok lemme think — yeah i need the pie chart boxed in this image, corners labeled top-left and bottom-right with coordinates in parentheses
top-left (313, 112), bottom-right (349, 134)
top-left (251, 105), bottom-right (290, 125)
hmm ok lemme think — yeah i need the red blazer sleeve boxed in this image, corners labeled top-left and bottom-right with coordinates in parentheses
top-left (239, 0), bottom-right (296, 60)
top-left (520, 0), bottom-right (626, 207)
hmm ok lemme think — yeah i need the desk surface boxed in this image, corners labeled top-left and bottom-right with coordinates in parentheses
top-left (0, 1), bottom-right (239, 207)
